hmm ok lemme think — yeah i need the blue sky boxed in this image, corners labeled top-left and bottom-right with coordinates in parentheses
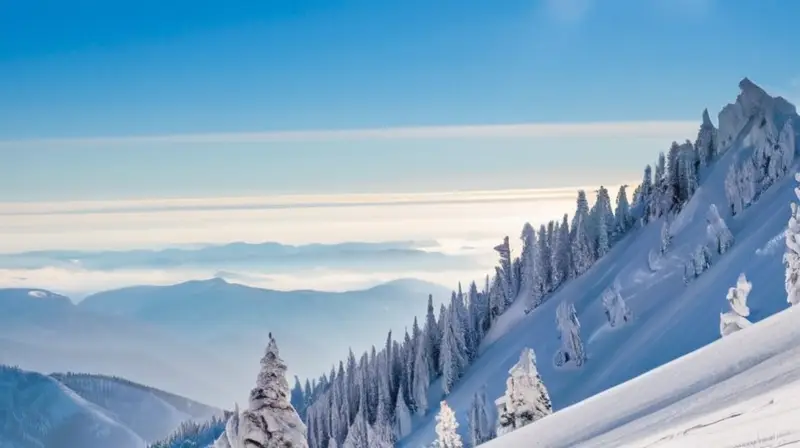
top-left (2, 0), bottom-right (800, 201)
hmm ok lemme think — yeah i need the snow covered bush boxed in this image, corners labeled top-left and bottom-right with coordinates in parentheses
top-left (554, 302), bottom-right (586, 368)
top-left (706, 204), bottom-right (734, 255)
top-left (785, 173), bottom-right (800, 306)
top-left (720, 273), bottom-right (753, 337)
top-left (433, 401), bottom-right (463, 448)
top-left (602, 286), bottom-right (632, 327)
top-left (213, 334), bottom-right (308, 448)
top-left (496, 348), bottom-right (552, 437)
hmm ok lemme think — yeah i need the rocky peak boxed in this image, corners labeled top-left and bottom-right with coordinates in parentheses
top-left (701, 108), bottom-right (714, 129)
top-left (717, 78), bottom-right (797, 152)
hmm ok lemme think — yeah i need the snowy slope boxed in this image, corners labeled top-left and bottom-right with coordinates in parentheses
top-left (0, 365), bottom-right (146, 448)
top-left (50, 373), bottom-right (223, 443)
top-left (0, 366), bottom-right (223, 448)
top-left (400, 80), bottom-right (799, 447)
top-left (484, 303), bottom-right (800, 447)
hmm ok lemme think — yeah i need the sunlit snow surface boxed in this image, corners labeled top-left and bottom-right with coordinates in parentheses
top-left (485, 306), bottom-right (800, 447)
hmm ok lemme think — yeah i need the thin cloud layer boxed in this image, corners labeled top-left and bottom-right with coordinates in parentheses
top-left (0, 121), bottom-right (697, 147)
top-left (0, 185), bottom-right (631, 253)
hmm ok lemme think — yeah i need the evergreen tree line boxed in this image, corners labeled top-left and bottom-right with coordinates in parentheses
top-left (148, 414), bottom-right (230, 448)
top-left (291, 114), bottom-right (723, 448)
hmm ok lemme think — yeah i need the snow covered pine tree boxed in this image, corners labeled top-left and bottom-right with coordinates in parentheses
top-left (214, 333), bottom-right (308, 448)
top-left (706, 204), bottom-right (734, 255)
top-left (434, 401), bottom-right (463, 448)
top-left (468, 387), bottom-right (495, 446)
top-left (785, 173), bottom-right (800, 306)
top-left (553, 302), bottom-right (586, 367)
top-left (496, 348), bottom-right (552, 437)
top-left (720, 273), bottom-right (753, 337)
top-left (601, 285), bottom-right (632, 328)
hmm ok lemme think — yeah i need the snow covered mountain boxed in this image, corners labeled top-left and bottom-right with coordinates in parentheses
top-left (0, 287), bottom-right (234, 407)
top-left (78, 277), bottom-right (451, 388)
top-left (0, 278), bottom-right (449, 408)
top-left (0, 366), bottom-right (222, 448)
top-left (292, 78), bottom-right (800, 448)
top-left (50, 373), bottom-right (223, 442)
top-left (398, 79), bottom-right (799, 447)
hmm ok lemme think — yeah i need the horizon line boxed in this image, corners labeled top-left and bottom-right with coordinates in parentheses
top-left (0, 120), bottom-right (699, 146)
top-left (0, 183), bottom-right (640, 215)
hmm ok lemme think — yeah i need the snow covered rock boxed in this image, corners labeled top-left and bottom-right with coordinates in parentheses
top-left (718, 78), bottom-right (796, 153)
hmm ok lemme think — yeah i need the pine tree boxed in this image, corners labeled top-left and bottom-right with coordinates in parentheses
top-left (615, 185), bottom-right (632, 235)
top-left (291, 376), bottom-right (306, 421)
top-left (554, 302), bottom-right (586, 367)
top-left (215, 334), bottom-right (308, 448)
top-left (660, 221), bottom-right (672, 254)
top-left (640, 165), bottom-right (654, 224)
top-left (440, 304), bottom-right (467, 395)
top-left (346, 350), bottom-right (358, 423)
top-left (467, 281), bottom-right (483, 358)
top-left (601, 285), bottom-right (632, 327)
top-left (706, 204), bottom-right (734, 255)
top-left (785, 173), bottom-right (800, 306)
top-left (721, 273), bottom-right (753, 337)
top-left (695, 108), bottom-right (718, 165)
top-left (342, 371), bottom-right (371, 448)
top-left (497, 348), bottom-right (552, 436)
top-left (477, 387), bottom-right (495, 444)
top-left (570, 211), bottom-right (594, 277)
top-left (393, 384), bottom-right (413, 440)
top-left (493, 236), bottom-right (515, 305)
top-left (537, 224), bottom-right (552, 293)
top-left (412, 331), bottom-right (430, 415)
top-left (371, 365), bottom-right (395, 448)
top-left (489, 272), bottom-right (505, 321)
top-left (654, 152), bottom-right (667, 217)
top-left (425, 295), bottom-right (442, 378)
top-left (434, 401), bottom-right (463, 448)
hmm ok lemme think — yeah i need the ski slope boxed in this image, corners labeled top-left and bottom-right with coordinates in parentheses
top-left (400, 80), bottom-right (799, 447)
top-left (485, 304), bottom-right (800, 447)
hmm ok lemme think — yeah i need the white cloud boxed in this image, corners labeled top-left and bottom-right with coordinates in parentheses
top-left (0, 185), bottom-right (635, 253)
top-left (0, 121), bottom-right (697, 147)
